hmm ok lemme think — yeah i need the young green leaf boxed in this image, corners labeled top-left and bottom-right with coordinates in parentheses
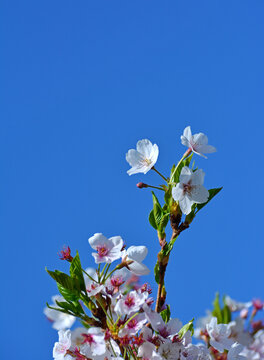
top-left (160, 305), bottom-right (171, 323)
top-left (70, 252), bottom-right (86, 291)
top-left (178, 319), bottom-right (194, 338)
top-left (212, 293), bottom-right (222, 324)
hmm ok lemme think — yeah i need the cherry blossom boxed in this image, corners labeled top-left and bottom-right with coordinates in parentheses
top-left (126, 139), bottom-right (159, 175)
top-left (88, 233), bottom-right (123, 263)
top-left (181, 126), bottom-right (216, 158)
top-left (114, 290), bottom-right (148, 316)
top-left (227, 342), bottom-right (246, 360)
top-left (206, 317), bottom-right (234, 352)
top-left (172, 166), bottom-right (209, 215)
top-left (122, 245), bottom-right (150, 276)
top-left (53, 330), bottom-right (72, 360)
top-left (44, 295), bottom-right (75, 330)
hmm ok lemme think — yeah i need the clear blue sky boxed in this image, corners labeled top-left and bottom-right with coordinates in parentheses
top-left (1, 1), bottom-right (264, 359)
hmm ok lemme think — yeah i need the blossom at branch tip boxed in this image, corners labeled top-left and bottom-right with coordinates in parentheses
top-left (122, 245), bottom-right (150, 276)
top-left (88, 233), bottom-right (123, 264)
top-left (126, 139), bottom-right (159, 175)
top-left (44, 295), bottom-right (75, 330)
top-left (53, 330), bottom-right (72, 360)
top-left (181, 126), bottom-right (216, 158)
top-left (172, 166), bottom-right (209, 215)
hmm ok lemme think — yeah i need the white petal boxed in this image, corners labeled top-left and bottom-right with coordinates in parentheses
top-left (190, 185), bottom-right (209, 203)
top-left (126, 149), bottom-right (145, 167)
top-left (195, 144), bottom-right (217, 154)
top-left (129, 261), bottom-right (150, 276)
top-left (179, 196), bottom-right (193, 215)
top-left (190, 169), bottom-right (205, 185)
top-left (109, 236), bottom-right (123, 250)
top-left (149, 143), bottom-right (159, 166)
top-left (192, 132), bottom-right (208, 146)
top-left (88, 233), bottom-right (108, 250)
top-left (136, 139), bottom-right (154, 158)
top-left (127, 166), bottom-right (145, 176)
top-left (127, 245), bottom-right (148, 262)
top-left (179, 166), bottom-right (192, 184)
top-left (183, 126), bottom-right (192, 141)
top-left (171, 183), bottom-right (184, 201)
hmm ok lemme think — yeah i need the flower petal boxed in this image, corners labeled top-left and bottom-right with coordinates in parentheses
top-left (172, 183), bottom-right (184, 201)
top-left (127, 245), bottom-right (148, 262)
top-left (179, 166), bottom-right (192, 184)
top-left (190, 185), bottom-right (209, 204)
top-left (126, 149), bottom-right (145, 167)
top-left (136, 139), bottom-right (154, 158)
top-left (179, 196), bottom-right (193, 215)
top-left (190, 169), bottom-right (205, 186)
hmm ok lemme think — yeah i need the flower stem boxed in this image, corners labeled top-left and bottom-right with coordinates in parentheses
top-left (152, 167), bottom-right (168, 182)
top-left (169, 148), bottom-right (192, 183)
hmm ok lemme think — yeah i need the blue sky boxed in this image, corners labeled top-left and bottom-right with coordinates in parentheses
top-left (1, 1), bottom-right (264, 359)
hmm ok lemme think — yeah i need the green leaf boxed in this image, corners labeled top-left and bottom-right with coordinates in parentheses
top-left (152, 192), bottom-right (163, 225)
top-left (154, 261), bottom-right (160, 284)
top-left (70, 252), bottom-right (86, 291)
top-left (149, 209), bottom-right (158, 230)
top-left (160, 305), bottom-right (171, 323)
top-left (57, 283), bottom-right (80, 302)
top-left (222, 296), bottom-right (232, 324)
top-left (170, 154), bottom-right (193, 184)
top-left (195, 187), bottom-right (223, 212)
top-left (46, 269), bottom-right (80, 291)
top-left (212, 293), bottom-right (222, 323)
top-left (178, 319), bottom-right (194, 338)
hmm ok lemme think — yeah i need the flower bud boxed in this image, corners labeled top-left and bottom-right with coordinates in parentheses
top-left (137, 182), bottom-right (148, 189)
top-left (59, 246), bottom-right (73, 262)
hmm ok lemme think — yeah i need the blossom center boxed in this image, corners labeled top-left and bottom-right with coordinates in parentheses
top-left (81, 333), bottom-right (95, 345)
top-left (97, 245), bottom-right (109, 257)
top-left (183, 182), bottom-right (192, 195)
top-left (125, 295), bottom-right (135, 308)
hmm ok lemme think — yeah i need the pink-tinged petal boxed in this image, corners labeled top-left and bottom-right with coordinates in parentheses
top-left (190, 185), bottom-right (209, 204)
top-left (179, 166), bottom-right (192, 184)
top-left (190, 169), bottom-right (205, 186)
top-left (172, 183), bottom-right (184, 201)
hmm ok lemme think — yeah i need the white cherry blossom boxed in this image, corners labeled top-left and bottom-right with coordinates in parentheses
top-left (122, 245), bottom-right (150, 276)
top-left (88, 233), bottom-right (123, 264)
top-left (181, 126), bottom-right (216, 158)
top-left (114, 290), bottom-right (148, 316)
top-left (172, 166), bottom-right (209, 215)
top-left (53, 330), bottom-right (71, 360)
top-left (44, 295), bottom-right (75, 330)
top-left (227, 342), bottom-right (246, 360)
top-left (126, 139), bottom-right (159, 175)
top-left (206, 317), bottom-right (234, 352)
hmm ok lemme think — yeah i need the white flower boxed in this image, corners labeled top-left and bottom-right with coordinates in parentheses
top-left (224, 296), bottom-right (252, 312)
top-left (88, 233), bottom-right (123, 264)
top-left (228, 342), bottom-right (246, 360)
top-left (143, 303), bottom-right (182, 339)
top-left (126, 139), bottom-right (159, 175)
top-left (53, 330), bottom-right (71, 360)
top-left (44, 295), bottom-right (75, 330)
top-left (206, 317), bottom-right (234, 353)
top-left (172, 166), bottom-right (209, 215)
top-left (138, 342), bottom-right (162, 360)
top-left (81, 327), bottom-right (106, 356)
top-left (114, 290), bottom-right (148, 316)
top-left (119, 313), bottom-right (147, 337)
top-left (181, 126), bottom-right (216, 158)
top-left (122, 245), bottom-right (150, 276)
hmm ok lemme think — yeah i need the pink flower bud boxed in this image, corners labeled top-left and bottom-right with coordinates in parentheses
top-left (137, 182), bottom-right (148, 189)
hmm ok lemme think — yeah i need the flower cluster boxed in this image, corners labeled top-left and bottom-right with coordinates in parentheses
top-left (45, 126), bottom-right (261, 359)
